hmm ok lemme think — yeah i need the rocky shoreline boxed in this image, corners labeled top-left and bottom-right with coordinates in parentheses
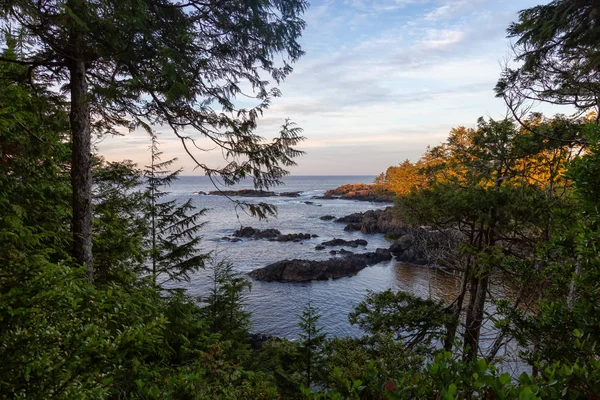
top-left (248, 249), bottom-right (393, 282)
top-left (238, 205), bottom-right (435, 282)
top-left (199, 183), bottom-right (394, 203)
top-left (313, 183), bottom-right (394, 202)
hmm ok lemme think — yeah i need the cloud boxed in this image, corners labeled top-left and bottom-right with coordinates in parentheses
top-left (98, 0), bottom-right (550, 175)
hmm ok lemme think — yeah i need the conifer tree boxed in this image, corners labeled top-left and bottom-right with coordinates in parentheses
top-left (144, 134), bottom-right (208, 287)
top-left (298, 303), bottom-right (327, 388)
top-left (1, 0), bottom-right (307, 279)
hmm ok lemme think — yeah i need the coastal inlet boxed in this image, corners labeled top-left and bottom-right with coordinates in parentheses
top-left (167, 176), bottom-right (460, 338)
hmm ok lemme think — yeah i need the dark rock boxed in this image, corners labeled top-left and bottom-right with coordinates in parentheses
top-left (279, 191), bottom-right (302, 197)
top-left (315, 245), bottom-right (326, 250)
top-left (374, 248), bottom-right (392, 261)
top-left (230, 238), bottom-right (242, 243)
top-left (304, 201), bottom-right (315, 205)
top-left (320, 238), bottom-right (368, 248)
top-left (311, 234), bottom-right (319, 238)
top-left (320, 215), bottom-right (336, 221)
top-left (329, 250), bottom-right (338, 255)
top-left (248, 250), bottom-right (394, 282)
top-left (221, 236), bottom-right (230, 241)
top-left (334, 213), bottom-right (362, 224)
top-left (208, 189), bottom-right (277, 197)
top-left (233, 227), bottom-right (281, 239)
top-left (336, 207), bottom-right (406, 236)
top-left (276, 233), bottom-right (314, 242)
top-left (339, 249), bottom-right (354, 255)
top-left (193, 191), bottom-right (207, 195)
top-left (344, 223), bottom-right (361, 232)
top-left (390, 234), bottom-right (428, 265)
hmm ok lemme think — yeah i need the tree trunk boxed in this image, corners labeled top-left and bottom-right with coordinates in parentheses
top-left (463, 269), bottom-right (489, 361)
top-left (68, 0), bottom-right (93, 281)
top-left (444, 260), bottom-right (471, 351)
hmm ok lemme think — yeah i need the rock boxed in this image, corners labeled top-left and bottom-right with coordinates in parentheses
top-left (334, 213), bottom-right (362, 224)
top-left (233, 227), bottom-right (281, 239)
top-left (320, 238), bottom-right (368, 248)
top-left (329, 250), bottom-right (338, 255)
top-left (221, 236), bottom-right (230, 241)
top-left (390, 234), bottom-right (428, 265)
top-left (315, 245), bottom-right (326, 250)
top-left (276, 233), bottom-right (314, 242)
top-left (374, 248), bottom-right (392, 261)
top-left (279, 191), bottom-right (302, 197)
top-left (193, 191), bottom-right (207, 195)
top-left (314, 184), bottom-right (394, 202)
top-left (344, 223), bottom-right (361, 232)
top-left (248, 250), bottom-right (394, 282)
top-left (208, 189), bottom-right (276, 197)
top-left (320, 215), bottom-right (336, 221)
top-left (230, 238), bottom-right (242, 243)
top-left (339, 249), bottom-right (354, 255)
top-left (304, 201), bottom-right (315, 205)
top-left (336, 207), bottom-right (405, 236)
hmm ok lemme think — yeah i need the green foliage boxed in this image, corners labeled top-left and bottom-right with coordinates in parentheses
top-left (349, 290), bottom-right (454, 353)
top-left (2, 0), bottom-right (308, 221)
top-left (92, 158), bottom-right (147, 285)
top-left (0, 262), bottom-right (165, 398)
top-left (496, 0), bottom-right (600, 112)
top-left (298, 303), bottom-right (328, 388)
top-left (204, 259), bottom-right (252, 344)
top-left (145, 134), bottom-right (208, 286)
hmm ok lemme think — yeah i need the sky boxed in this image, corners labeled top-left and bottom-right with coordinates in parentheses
top-left (97, 0), bottom-right (555, 176)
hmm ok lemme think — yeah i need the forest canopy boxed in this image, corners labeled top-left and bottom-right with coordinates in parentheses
top-left (2, 0), bottom-right (600, 398)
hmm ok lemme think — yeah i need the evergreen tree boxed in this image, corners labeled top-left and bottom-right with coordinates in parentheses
top-left (92, 158), bottom-right (147, 285)
top-left (1, 0), bottom-right (307, 279)
top-left (204, 259), bottom-right (252, 342)
top-left (298, 303), bottom-right (327, 388)
top-left (496, 0), bottom-right (600, 119)
top-left (145, 134), bottom-right (208, 287)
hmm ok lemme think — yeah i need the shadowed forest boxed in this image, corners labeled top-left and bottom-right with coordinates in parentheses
top-left (2, 0), bottom-right (600, 398)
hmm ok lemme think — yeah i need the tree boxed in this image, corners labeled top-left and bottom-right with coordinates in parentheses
top-left (394, 116), bottom-right (579, 361)
top-left (204, 258), bottom-right (252, 343)
top-left (145, 134), bottom-right (208, 287)
top-left (1, 0), bottom-right (307, 280)
top-left (496, 0), bottom-right (600, 122)
top-left (298, 303), bottom-right (327, 388)
top-left (92, 158), bottom-right (147, 285)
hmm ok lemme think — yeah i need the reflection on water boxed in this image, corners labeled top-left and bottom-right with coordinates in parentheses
top-left (394, 263), bottom-right (461, 302)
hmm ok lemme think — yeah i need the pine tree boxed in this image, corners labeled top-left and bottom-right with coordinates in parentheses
top-left (144, 134), bottom-right (208, 287)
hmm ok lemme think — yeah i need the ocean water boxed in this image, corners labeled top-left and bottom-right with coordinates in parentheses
top-left (169, 176), bottom-right (460, 338)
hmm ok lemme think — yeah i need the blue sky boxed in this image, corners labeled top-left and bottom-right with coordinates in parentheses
top-left (98, 0), bottom-right (555, 175)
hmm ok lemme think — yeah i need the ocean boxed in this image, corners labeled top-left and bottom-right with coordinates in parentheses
top-left (168, 175), bottom-right (460, 338)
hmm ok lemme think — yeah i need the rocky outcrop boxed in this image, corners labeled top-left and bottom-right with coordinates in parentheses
top-left (314, 184), bottom-right (394, 202)
top-left (389, 233), bottom-right (429, 265)
top-left (276, 233), bottom-right (318, 242)
top-left (206, 189), bottom-right (304, 198)
top-left (320, 215), bottom-right (336, 221)
top-left (248, 249), bottom-right (393, 282)
top-left (209, 189), bottom-right (277, 197)
top-left (231, 227), bottom-right (317, 242)
top-left (335, 207), bottom-right (405, 236)
top-left (279, 191), bottom-right (302, 197)
top-left (233, 227), bottom-right (281, 239)
top-left (320, 238), bottom-right (368, 248)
